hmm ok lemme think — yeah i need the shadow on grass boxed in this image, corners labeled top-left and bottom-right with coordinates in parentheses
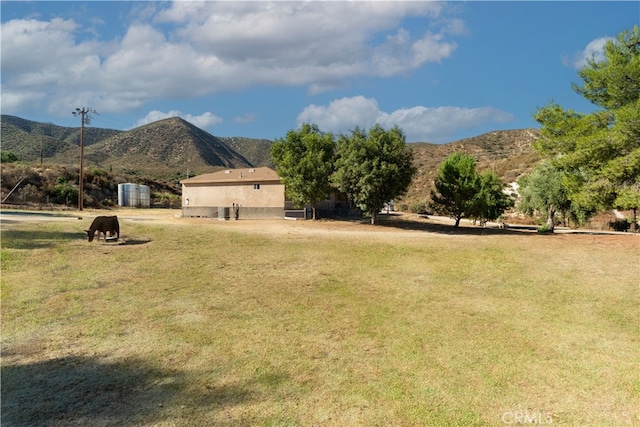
top-left (117, 238), bottom-right (152, 246)
top-left (375, 215), bottom-right (538, 236)
top-left (91, 238), bottom-right (152, 246)
top-left (0, 210), bottom-right (79, 219)
top-left (0, 229), bottom-right (82, 249)
top-left (1, 355), bottom-right (254, 426)
top-left (375, 216), bottom-right (627, 236)
top-left (2, 229), bottom-right (153, 248)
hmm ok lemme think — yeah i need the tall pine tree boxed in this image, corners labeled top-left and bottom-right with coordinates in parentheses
top-left (534, 26), bottom-right (640, 225)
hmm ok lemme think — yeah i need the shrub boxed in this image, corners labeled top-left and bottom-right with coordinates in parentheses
top-left (51, 177), bottom-right (78, 205)
top-left (17, 184), bottom-right (42, 203)
top-left (406, 200), bottom-right (429, 214)
top-left (537, 223), bottom-right (553, 233)
top-left (101, 198), bottom-right (116, 207)
top-left (89, 167), bottom-right (106, 177)
top-left (152, 192), bottom-right (181, 208)
top-left (1, 151), bottom-right (18, 163)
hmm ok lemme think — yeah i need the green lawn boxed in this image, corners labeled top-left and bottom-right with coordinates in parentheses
top-left (1, 214), bottom-right (638, 426)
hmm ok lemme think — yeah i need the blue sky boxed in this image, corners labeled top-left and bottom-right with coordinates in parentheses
top-left (1, 1), bottom-right (638, 144)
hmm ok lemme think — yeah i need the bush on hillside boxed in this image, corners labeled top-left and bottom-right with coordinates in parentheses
top-left (1, 163), bottom-right (181, 208)
top-left (405, 199), bottom-right (430, 214)
top-left (1, 151), bottom-right (18, 163)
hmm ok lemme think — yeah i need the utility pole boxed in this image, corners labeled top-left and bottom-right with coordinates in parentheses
top-left (72, 107), bottom-right (95, 211)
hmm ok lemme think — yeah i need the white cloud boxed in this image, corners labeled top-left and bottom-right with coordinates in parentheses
top-left (134, 110), bottom-right (223, 129)
top-left (371, 29), bottom-right (457, 77)
top-left (564, 36), bottom-right (613, 69)
top-left (297, 96), bottom-right (380, 133)
top-left (0, 88), bottom-right (47, 113)
top-left (297, 96), bottom-right (514, 143)
top-left (0, 2), bottom-right (464, 117)
top-left (1, 18), bottom-right (83, 75)
top-left (234, 113), bottom-right (256, 124)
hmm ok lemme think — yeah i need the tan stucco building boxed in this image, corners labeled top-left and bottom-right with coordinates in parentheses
top-left (181, 167), bottom-right (285, 219)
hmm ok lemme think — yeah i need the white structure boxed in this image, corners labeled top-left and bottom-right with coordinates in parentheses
top-left (118, 183), bottom-right (151, 208)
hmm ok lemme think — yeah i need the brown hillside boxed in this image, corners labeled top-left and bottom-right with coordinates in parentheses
top-left (1, 116), bottom-right (259, 180)
top-left (220, 136), bottom-right (274, 168)
top-left (1, 115), bottom-right (122, 161)
top-left (402, 129), bottom-right (541, 207)
top-left (61, 117), bottom-right (252, 179)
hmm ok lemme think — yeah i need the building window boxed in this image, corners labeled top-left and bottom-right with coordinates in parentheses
top-left (253, 184), bottom-right (261, 190)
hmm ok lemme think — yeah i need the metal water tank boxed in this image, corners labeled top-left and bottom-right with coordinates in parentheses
top-left (138, 185), bottom-right (150, 208)
top-left (118, 183), bottom-right (139, 207)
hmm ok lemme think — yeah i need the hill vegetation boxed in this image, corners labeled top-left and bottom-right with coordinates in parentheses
top-left (1, 115), bottom-right (122, 162)
top-left (401, 129), bottom-right (541, 211)
top-left (0, 162), bottom-right (182, 209)
top-left (1, 114), bottom-right (542, 210)
top-left (220, 136), bottom-right (275, 169)
top-left (1, 115), bottom-right (254, 180)
top-left (62, 117), bottom-right (253, 180)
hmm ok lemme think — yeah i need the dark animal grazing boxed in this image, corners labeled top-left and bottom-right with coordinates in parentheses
top-left (86, 216), bottom-right (120, 242)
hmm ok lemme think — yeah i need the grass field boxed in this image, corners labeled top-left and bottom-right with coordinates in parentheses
top-left (1, 210), bottom-right (638, 426)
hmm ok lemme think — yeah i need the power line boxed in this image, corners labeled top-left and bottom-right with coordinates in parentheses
top-left (88, 113), bottom-right (133, 130)
top-left (72, 107), bottom-right (96, 211)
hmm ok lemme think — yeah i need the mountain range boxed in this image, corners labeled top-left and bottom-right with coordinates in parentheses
top-left (0, 114), bottom-right (541, 204)
top-left (1, 115), bottom-right (274, 179)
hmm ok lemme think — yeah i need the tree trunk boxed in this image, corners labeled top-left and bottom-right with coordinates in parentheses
top-left (454, 216), bottom-right (461, 227)
top-left (546, 207), bottom-right (556, 233)
top-left (371, 210), bottom-right (377, 225)
top-left (312, 203), bottom-right (317, 220)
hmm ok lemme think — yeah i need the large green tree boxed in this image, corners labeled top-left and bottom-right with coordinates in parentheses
top-left (517, 162), bottom-right (571, 233)
top-left (471, 171), bottom-right (514, 226)
top-left (270, 123), bottom-right (336, 219)
top-left (429, 152), bottom-right (481, 227)
top-left (534, 26), bottom-right (640, 222)
top-left (332, 124), bottom-right (416, 225)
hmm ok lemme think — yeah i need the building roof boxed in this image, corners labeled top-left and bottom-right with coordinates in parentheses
top-left (181, 167), bottom-right (281, 185)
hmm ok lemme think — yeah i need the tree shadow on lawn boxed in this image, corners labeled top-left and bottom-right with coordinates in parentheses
top-left (375, 215), bottom-right (539, 237)
top-left (2, 229), bottom-right (154, 248)
top-left (0, 229), bottom-right (83, 249)
top-left (0, 211), bottom-right (79, 219)
top-left (0, 212), bottom-right (153, 248)
top-left (1, 354), bottom-right (254, 426)
top-left (376, 216), bottom-right (628, 237)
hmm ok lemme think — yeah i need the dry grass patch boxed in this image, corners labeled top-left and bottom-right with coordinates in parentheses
top-left (1, 212), bottom-right (638, 426)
